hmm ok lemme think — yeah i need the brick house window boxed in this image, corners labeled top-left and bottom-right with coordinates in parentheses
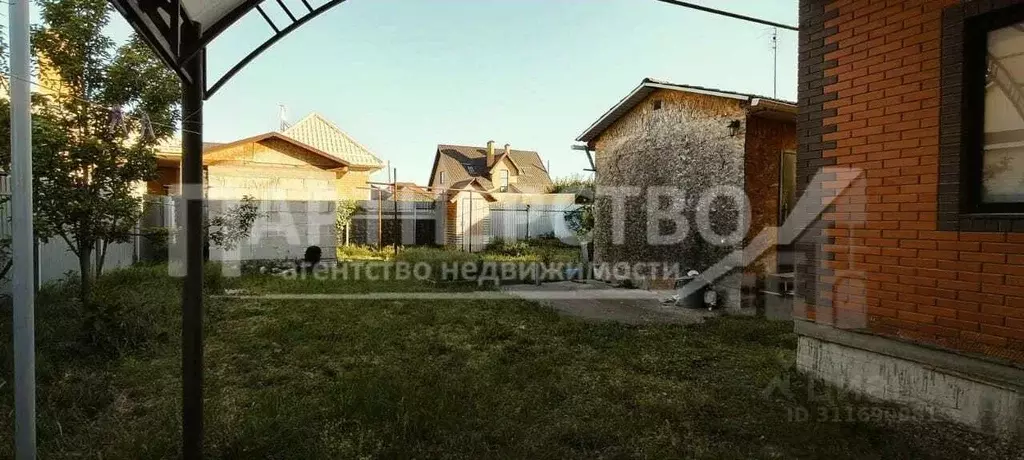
top-left (653, 99), bottom-right (663, 111)
top-left (973, 16), bottom-right (1024, 207)
top-left (939, 3), bottom-right (1024, 231)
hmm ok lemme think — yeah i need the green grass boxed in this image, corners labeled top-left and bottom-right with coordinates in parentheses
top-left (1, 266), bottom-right (1020, 458)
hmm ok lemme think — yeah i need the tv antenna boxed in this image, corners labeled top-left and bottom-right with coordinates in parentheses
top-left (278, 104), bottom-right (290, 131)
top-left (772, 27), bottom-right (778, 98)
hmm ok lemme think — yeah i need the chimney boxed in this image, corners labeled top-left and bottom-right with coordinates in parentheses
top-left (504, 143), bottom-right (511, 157)
top-left (486, 140), bottom-right (495, 167)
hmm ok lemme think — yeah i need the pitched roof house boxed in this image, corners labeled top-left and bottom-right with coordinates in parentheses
top-left (426, 142), bottom-right (574, 251)
top-left (577, 78), bottom-right (796, 303)
top-left (427, 142), bottom-right (553, 194)
top-left (150, 112), bottom-right (383, 201)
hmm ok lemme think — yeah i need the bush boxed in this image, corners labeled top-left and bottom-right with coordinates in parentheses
top-left (396, 247), bottom-right (481, 282)
top-left (61, 265), bottom-right (182, 357)
top-left (337, 244), bottom-right (395, 260)
top-left (484, 237), bottom-right (531, 257)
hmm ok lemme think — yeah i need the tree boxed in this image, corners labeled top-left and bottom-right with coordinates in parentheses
top-left (548, 174), bottom-right (595, 204)
top-left (26, 0), bottom-right (180, 302)
top-left (207, 195), bottom-right (263, 251)
top-left (335, 198), bottom-right (360, 246)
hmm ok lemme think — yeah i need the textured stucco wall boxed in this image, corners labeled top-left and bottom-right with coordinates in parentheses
top-left (592, 89), bottom-right (748, 290)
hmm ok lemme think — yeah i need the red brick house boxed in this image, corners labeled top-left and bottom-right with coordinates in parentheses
top-left (796, 0), bottom-right (1024, 440)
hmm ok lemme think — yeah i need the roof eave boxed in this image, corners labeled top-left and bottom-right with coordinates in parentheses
top-left (576, 79), bottom-right (787, 144)
top-left (203, 132), bottom-right (353, 167)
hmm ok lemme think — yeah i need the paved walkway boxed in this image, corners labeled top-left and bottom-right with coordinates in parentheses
top-left (502, 281), bottom-right (718, 325)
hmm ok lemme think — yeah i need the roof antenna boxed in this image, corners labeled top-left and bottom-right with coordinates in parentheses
top-left (278, 104), bottom-right (290, 131)
top-left (771, 27), bottom-right (778, 99)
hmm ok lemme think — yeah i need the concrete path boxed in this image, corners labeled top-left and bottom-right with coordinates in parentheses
top-left (502, 280), bottom-right (718, 325)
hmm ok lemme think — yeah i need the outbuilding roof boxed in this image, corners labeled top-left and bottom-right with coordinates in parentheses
top-left (576, 78), bottom-right (797, 143)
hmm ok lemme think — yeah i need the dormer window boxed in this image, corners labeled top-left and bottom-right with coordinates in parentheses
top-left (500, 169), bottom-right (509, 191)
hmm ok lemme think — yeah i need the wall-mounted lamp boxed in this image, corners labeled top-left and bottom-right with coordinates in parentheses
top-left (728, 120), bottom-right (742, 137)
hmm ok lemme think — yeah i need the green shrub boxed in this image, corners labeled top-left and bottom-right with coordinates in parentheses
top-left (337, 244), bottom-right (395, 260)
top-left (484, 237), bottom-right (531, 257)
top-left (44, 265), bottom-right (183, 357)
top-left (396, 247), bottom-right (481, 282)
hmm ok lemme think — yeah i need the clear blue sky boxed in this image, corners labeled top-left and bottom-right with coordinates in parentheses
top-left (110, 0), bottom-right (798, 184)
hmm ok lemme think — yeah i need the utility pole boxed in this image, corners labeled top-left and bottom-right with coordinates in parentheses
top-left (10, 0), bottom-right (36, 458)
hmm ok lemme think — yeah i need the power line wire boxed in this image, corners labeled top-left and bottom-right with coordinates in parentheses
top-left (2, 70), bottom-right (201, 138)
top-left (654, 0), bottom-right (798, 31)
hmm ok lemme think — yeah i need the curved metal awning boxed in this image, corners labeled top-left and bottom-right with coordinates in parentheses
top-left (109, 0), bottom-right (347, 98)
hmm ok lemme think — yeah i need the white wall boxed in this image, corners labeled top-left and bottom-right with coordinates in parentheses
top-left (489, 203), bottom-right (581, 244)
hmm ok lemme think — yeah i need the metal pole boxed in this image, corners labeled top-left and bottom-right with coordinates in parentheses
top-left (392, 168), bottom-right (398, 254)
top-left (772, 28), bottom-right (778, 99)
top-left (10, 0), bottom-right (35, 457)
top-left (525, 205), bottom-right (530, 240)
top-left (377, 191), bottom-right (382, 251)
top-left (180, 47), bottom-right (205, 460)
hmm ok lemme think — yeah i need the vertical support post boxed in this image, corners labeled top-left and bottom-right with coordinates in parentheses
top-left (392, 168), bottom-right (398, 254)
top-left (525, 205), bottom-right (530, 240)
top-left (180, 46), bottom-right (205, 460)
top-left (377, 193), bottom-right (382, 250)
top-left (10, 0), bottom-right (35, 458)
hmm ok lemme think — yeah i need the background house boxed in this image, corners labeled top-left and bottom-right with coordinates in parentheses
top-left (151, 112), bottom-right (383, 201)
top-left (795, 0), bottom-right (1024, 440)
top-left (576, 78), bottom-right (796, 309)
top-left (148, 112), bottom-right (385, 261)
top-left (427, 142), bottom-right (575, 250)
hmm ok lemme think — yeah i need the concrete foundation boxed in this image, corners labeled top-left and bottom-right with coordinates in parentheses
top-left (796, 321), bottom-right (1024, 442)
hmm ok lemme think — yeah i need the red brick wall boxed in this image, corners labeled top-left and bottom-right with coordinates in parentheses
top-left (745, 115), bottom-right (797, 274)
top-left (809, 0), bottom-right (1024, 362)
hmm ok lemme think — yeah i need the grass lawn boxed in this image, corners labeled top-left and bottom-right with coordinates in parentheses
top-left (1, 265), bottom-right (1022, 458)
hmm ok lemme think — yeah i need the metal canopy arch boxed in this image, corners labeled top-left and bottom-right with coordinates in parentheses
top-left (110, 0), bottom-right (349, 99)
top-left (104, 1), bottom-right (351, 459)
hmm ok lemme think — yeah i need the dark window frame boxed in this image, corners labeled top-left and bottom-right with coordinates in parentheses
top-left (962, 4), bottom-right (1024, 214)
top-left (939, 2), bottom-right (1024, 232)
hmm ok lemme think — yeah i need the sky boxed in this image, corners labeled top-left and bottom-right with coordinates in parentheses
top-left (106, 0), bottom-right (798, 184)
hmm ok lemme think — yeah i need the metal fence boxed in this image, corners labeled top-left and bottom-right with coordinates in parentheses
top-left (489, 203), bottom-right (580, 243)
top-left (0, 177), bottom-right (583, 291)
top-left (0, 176), bottom-right (141, 293)
top-left (350, 200), bottom-right (441, 247)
